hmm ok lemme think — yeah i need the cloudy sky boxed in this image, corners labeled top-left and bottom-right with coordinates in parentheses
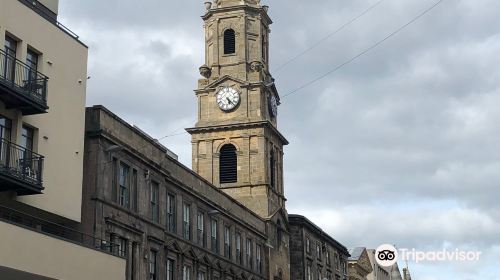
top-left (58, 0), bottom-right (500, 278)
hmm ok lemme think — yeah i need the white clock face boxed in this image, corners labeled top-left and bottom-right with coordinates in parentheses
top-left (270, 95), bottom-right (278, 117)
top-left (216, 87), bottom-right (240, 111)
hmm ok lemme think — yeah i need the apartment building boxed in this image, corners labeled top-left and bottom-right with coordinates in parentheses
top-left (0, 0), bottom-right (125, 279)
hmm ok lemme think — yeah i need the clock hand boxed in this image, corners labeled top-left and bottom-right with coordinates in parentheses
top-left (226, 97), bottom-right (233, 105)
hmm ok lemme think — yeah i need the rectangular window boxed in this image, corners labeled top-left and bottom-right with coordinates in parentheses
top-left (317, 268), bottom-right (322, 280)
top-left (334, 253), bottom-right (340, 270)
top-left (246, 239), bottom-right (253, 269)
top-left (166, 259), bottom-right (175, 280)
top-left (26, 49), bottom-right (39, 72)
top-left (316, 243), bottom-right (322, 260)
top-left (4, 36), bottom-right (17, 81)
top-left (117, 237), bottom-right (127, 257)
top-left (306, 237), bottom-right (311, 254)
top-left (236, 232), bottom-right (242, 265)
top-left (326, 250), bottom-right (331, 266)
top-left (224, 226), bottom-right (231, 259)
top-left (256, 244), bottom-right (263, 274)
top-left (119, 163), bottom-right (130, 209)
top-left (20, 126), bottom-right (34, 151)
top-left (132, 169), bottom-right (138, 212)
top-left (197, 211), bottom-right (205, 247)
top-left (0, 116), bottom-right (12, 141)
top-left (0, 116), bottom-right (13, 164)
top-left (183, 203), bottom-right (191, 240)
top-left (183, 265), bottom-right (191, 280)
top-left (211, 219), bottom-right (218, 254)
top-left (149, 250), bottom-right (157, 280)
top-left (151, 182), bottom-right (159, 223)
top-left (167, 193), bottom-right (176, 232)
top-left (306, 263), bottom-right (312, 280)
top-left (197, 271), bottom-right (205, 280)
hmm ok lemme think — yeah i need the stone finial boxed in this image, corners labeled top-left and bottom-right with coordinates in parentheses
top-left (204, 1), bottom-right (212, 11)
top-left (199, 65), bottom-right (212, 79)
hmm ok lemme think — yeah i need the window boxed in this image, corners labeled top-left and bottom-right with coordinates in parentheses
top-left (118, 163), bottom-right (130, 208)
top-left (306, 263), bottom-right (312, 280)
top-left (117, 237), bottom-right (128, 257)
top-left (236, 232), bottom-right (242, 264)
top-left (132, 170), bottom-right (138, 212)
top-left (334, 253), bottom-right (339, 270)
top-left (223, 29), bottom-right (236, 54)
top-left (183, 265), bottom-right (191, 280)
top-left (326, 250), bottom-right (331, 266)
top-left (183, 203), bottom-right (191, 240)
top-left (256, 244), bottom-right (263, 274)
top-left (224, 226), bottom-right (231, 259)
top-left (316, 243), bottom-right (322, 260)
top-left (149, 250), bottom-right (157, 280)
top-left (197, 211), bottom-right (205, 246)
top-left (270, 150), bottom-right (276, 189)
top-left (150, 182), bottom-right (159, 223)
top-left (4, 36), bottom-right (17, 82)
top-left (197, 271), bottom-right (206, 280)
top-left (306, 237), bottom-right (311, 254)
top-left (219, 144), bottom-right (237, 183)
top-left (0, 116), bottom-right (12, 141)
top-left (326, 272), bottom-right (332, 280)
top-left (211, 219), bottom-right (219, 253)
top-left (20, 126), bottom-right (34, 151)
top-left (26, 49), bottom-right (39, 72)
top-left (20, 126), bottom-right (35, 164)
top-left (246, 238), bottom-right (253, 269)
top-left (317, 268), bottom-right (322, 280)
top-left (166, 259), bottom-right (175, 280)
top-left (167, 193), bottom-right (176, 232)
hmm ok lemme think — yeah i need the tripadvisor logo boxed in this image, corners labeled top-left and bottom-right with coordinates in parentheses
top-left (375, 244), bottom-right (398, 267)
top-left (375, 244), bottom-right (482, 266)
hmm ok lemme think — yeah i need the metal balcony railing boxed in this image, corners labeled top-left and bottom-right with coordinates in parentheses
top-left (0, 205), bottom-right (125, 258)
top-left (0, 49), bottom-right (48, 113)
top-left (0, 137), bottom-right (44, 192)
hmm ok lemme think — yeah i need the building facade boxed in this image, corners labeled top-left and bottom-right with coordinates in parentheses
top-left (0, 0), bottom-right (125, 279)
top-left (81, 106), bottom-right (273, 280)
top-left (348, 248), bottom-right (373, 280)
top-left (289, 215), bottom-right (350, 280)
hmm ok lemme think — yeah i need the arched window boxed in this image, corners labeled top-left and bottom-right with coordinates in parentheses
top-left (270, 150), bottom-right (276, 189)
top-left (220, 144), bottom-right (237, 183)
top-left (224, 29), bottom-right (236, 54)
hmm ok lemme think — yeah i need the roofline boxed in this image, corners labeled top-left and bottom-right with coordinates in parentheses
top-left (289, 214), bottom-right (350, 255)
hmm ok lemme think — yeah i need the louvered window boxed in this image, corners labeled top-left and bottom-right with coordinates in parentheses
top-left (224, 29), bottom-right (236, 54)
top-left (220, 144), bottom-right (237, 183)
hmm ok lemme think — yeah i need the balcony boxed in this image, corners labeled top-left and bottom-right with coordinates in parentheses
top-left (0, 49), bottom-right (49, 115)
top-left (0, 138), bottom-right (44, 195)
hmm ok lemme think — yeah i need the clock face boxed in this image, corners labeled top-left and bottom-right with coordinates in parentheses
top-left (216, 87), bottom-right (240, 111)
top-left (269, 95), bottom-right (278, 117)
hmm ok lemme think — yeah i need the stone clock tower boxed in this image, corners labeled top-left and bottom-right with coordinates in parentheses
top-left (187, 0), bottom-right (288, 219)
top-left (188, 2), bottom-right (291, 278)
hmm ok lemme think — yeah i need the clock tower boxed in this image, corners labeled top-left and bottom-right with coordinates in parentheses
top-left (188, 2), bottom-right (291, 279)
top-left (187, 0), bottom-right (288, 219)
